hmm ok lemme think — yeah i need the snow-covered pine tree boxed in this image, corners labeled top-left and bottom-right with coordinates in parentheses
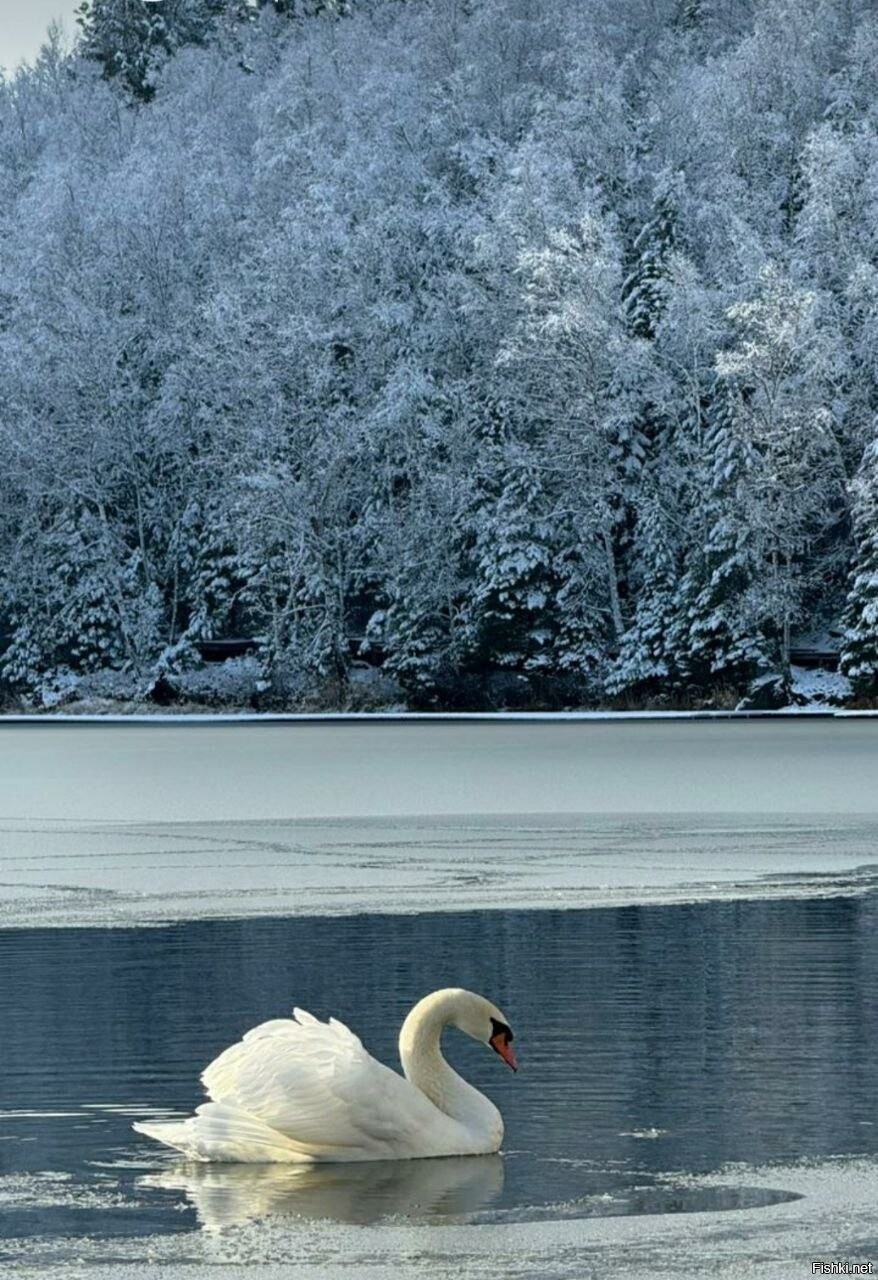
top-left (675, 380), bottom-right (767, 692)
top-left (75, 0), bottom-right (232, 99)
top-left (840, 437), bottom-right (878, 696)
top-left (157, 495), bottom-right (246, 672)
top-left (611, 178), bottom-right (685, 690)
top-left (606, 492), bottom-right (683, 700)
top-left (1, 507), bottom-right (162, 695)
top-left (467, 439), bottom-right (558, 676)
top-left (76, 0), bottom-right (175, 99)
top-left (372, 528), bottom-right (468, 708)
top-left (549, 547), bottom-right (608, 693)
top-left (622, 184), bottom-right (678, 342)
top-left (672, 0), bottom-right (705, 33)
top-left (268, 0), bottom-right (354, 15)
top-left (618, 180), bottom-right (683, 514)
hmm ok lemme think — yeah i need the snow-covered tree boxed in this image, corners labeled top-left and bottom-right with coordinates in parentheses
top-left (75, 0), bottom-right (235, 98)
top-left (675, 381), bottom-right (767, 689)
top-left (0, 0), bottom-right (874, 708)
top-left (501, 210), bottom-right (650, 658)
top-left (1, 506), bottom-right (163, 693)
top-left (623, 183), bottom-right (679, 341)
top-left (606, 494), bottom-right (683, 698)
top-left (467, 440), bottom-right (559, 674)
top-left (840, 438), bottom-right (878, 696)
top-left (714, 265), bottom-right (847, 668)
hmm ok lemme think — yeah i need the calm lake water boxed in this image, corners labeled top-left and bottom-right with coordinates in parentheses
top-left (1, 893), bottom-right (876, 1254)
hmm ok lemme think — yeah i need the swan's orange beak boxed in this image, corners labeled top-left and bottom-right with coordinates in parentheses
top-left (490, 1031), bottom-right (518, 1072)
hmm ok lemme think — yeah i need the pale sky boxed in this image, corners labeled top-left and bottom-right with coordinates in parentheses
top-left (0, 0), bottom-right (79, 71)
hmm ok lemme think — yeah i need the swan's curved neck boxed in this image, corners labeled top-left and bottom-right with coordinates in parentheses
top-left (398, 991), bottom-right (495, 1132)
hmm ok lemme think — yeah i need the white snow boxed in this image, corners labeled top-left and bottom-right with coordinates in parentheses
top-left (0, 708), bottom-right (866, 722)
top-left (790, 665), bottom-right (853, 708)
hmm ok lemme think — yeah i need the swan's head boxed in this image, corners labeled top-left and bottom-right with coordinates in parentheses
top-left (450, 989), bottom-right (518, 1072)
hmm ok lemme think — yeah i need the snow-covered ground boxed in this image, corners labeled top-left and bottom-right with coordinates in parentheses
top-left (3, 1156), bottom-right (876, 1279)
top-left (789, 665), bottom-right (853, 708)
top-left (1, 705), bottom-right (874, 721)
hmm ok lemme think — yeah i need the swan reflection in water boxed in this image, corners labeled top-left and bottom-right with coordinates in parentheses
top-left (141, 1152), bottom-right (505, 1230)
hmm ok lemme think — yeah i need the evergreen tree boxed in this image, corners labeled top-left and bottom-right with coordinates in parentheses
top-left (76, 0), bottom-right (168, 99)
top-left (158, 495), bottom-right (246, 670)
top-left (675, 381), bottom-right (767, 690)
top-left (840, 438), bottom-right (878, 696)
top-left (618, 180), bottom-right (683, 525)
top-left (267, 0), bottom-right (354, 15)
top-left (467, 441), bottom-right (558, 674)
top-left (673, 0), bottom-right (706, 32)
top-left (622, 184), bottom-right (678, 341)
top-left (606, 494), bottom-right (683, 699)
top-left (374, 528), bottom-right (467, 707)
top-left (613, 179), bottom-right (685, 686)
top-left (75, 0), bottom-right (231, 99)
top-left (1, 507), bottom-right (162, 693)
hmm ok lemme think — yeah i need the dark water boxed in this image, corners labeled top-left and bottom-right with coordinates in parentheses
top-left (1, 895), bottom-right (876, 1246)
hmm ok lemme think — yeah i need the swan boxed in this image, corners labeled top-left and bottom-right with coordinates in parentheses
top-left (133, 988), bottom-right (517, 1163)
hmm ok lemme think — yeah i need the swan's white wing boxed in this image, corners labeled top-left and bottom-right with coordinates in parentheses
top-left (200, 1008), bottom-right (448, 1158)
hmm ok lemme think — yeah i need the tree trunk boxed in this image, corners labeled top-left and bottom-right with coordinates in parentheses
top-left (602, 526), bottom-right (625, 645)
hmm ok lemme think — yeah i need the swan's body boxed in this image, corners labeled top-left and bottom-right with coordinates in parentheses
top-left (133, 988), bottom-right (516, 1164)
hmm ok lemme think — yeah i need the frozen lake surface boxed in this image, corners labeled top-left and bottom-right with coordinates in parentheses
top-left (4, 719), bottom-right (878, 823)
top-left (1, 897), bottom-right (876, 1276)
top-left (1, 719), bottom-right (878, 928)
top-left (2, 812), bottom-right (878, 929)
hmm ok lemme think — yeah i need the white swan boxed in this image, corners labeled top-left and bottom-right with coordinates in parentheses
top-left (133, 988), bottom-right (517, 1163)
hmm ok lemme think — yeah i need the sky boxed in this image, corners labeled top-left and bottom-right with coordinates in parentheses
top-left (0, 0), bottom-right (79, 71)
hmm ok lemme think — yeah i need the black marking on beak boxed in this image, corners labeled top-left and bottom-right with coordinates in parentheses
top-left (489, 1017), bottom-right (517, 1070)
top-left (490, 1017), bottom-right (513, 1044)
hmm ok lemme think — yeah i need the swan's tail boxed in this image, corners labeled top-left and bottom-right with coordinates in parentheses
top-left (133, 1103), bottom-right (316, 1164)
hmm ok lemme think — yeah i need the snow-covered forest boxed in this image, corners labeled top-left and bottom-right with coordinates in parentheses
top-left (1, 0), bottom-right (877, 711)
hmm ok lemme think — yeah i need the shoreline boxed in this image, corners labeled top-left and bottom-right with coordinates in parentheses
top-left (1, 706), bottom-right (876, 723)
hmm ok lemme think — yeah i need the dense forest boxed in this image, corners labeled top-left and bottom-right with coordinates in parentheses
top-left (1, 0), bottom-right (877, 711)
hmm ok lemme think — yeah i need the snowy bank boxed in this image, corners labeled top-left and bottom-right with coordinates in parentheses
top-left (1, 706), bottom-right (878, 723)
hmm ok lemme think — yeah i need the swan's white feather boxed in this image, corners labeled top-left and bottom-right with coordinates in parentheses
top-left (181, 1008), bottom-right (465, 1161)
top-left (134, 992), bottom-right (508, 1163)
top-left (133, 1103), bottom-right (316, 1163)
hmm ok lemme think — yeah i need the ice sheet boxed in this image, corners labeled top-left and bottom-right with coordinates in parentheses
top-left (2, 812), bottom-right (878, 928)
top-left (3, 720), bottom-right (878, 826)
top-left (2, 1157), bottom-right (875, 1278)
top-left (2, 719), bottom-right (877, 929)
